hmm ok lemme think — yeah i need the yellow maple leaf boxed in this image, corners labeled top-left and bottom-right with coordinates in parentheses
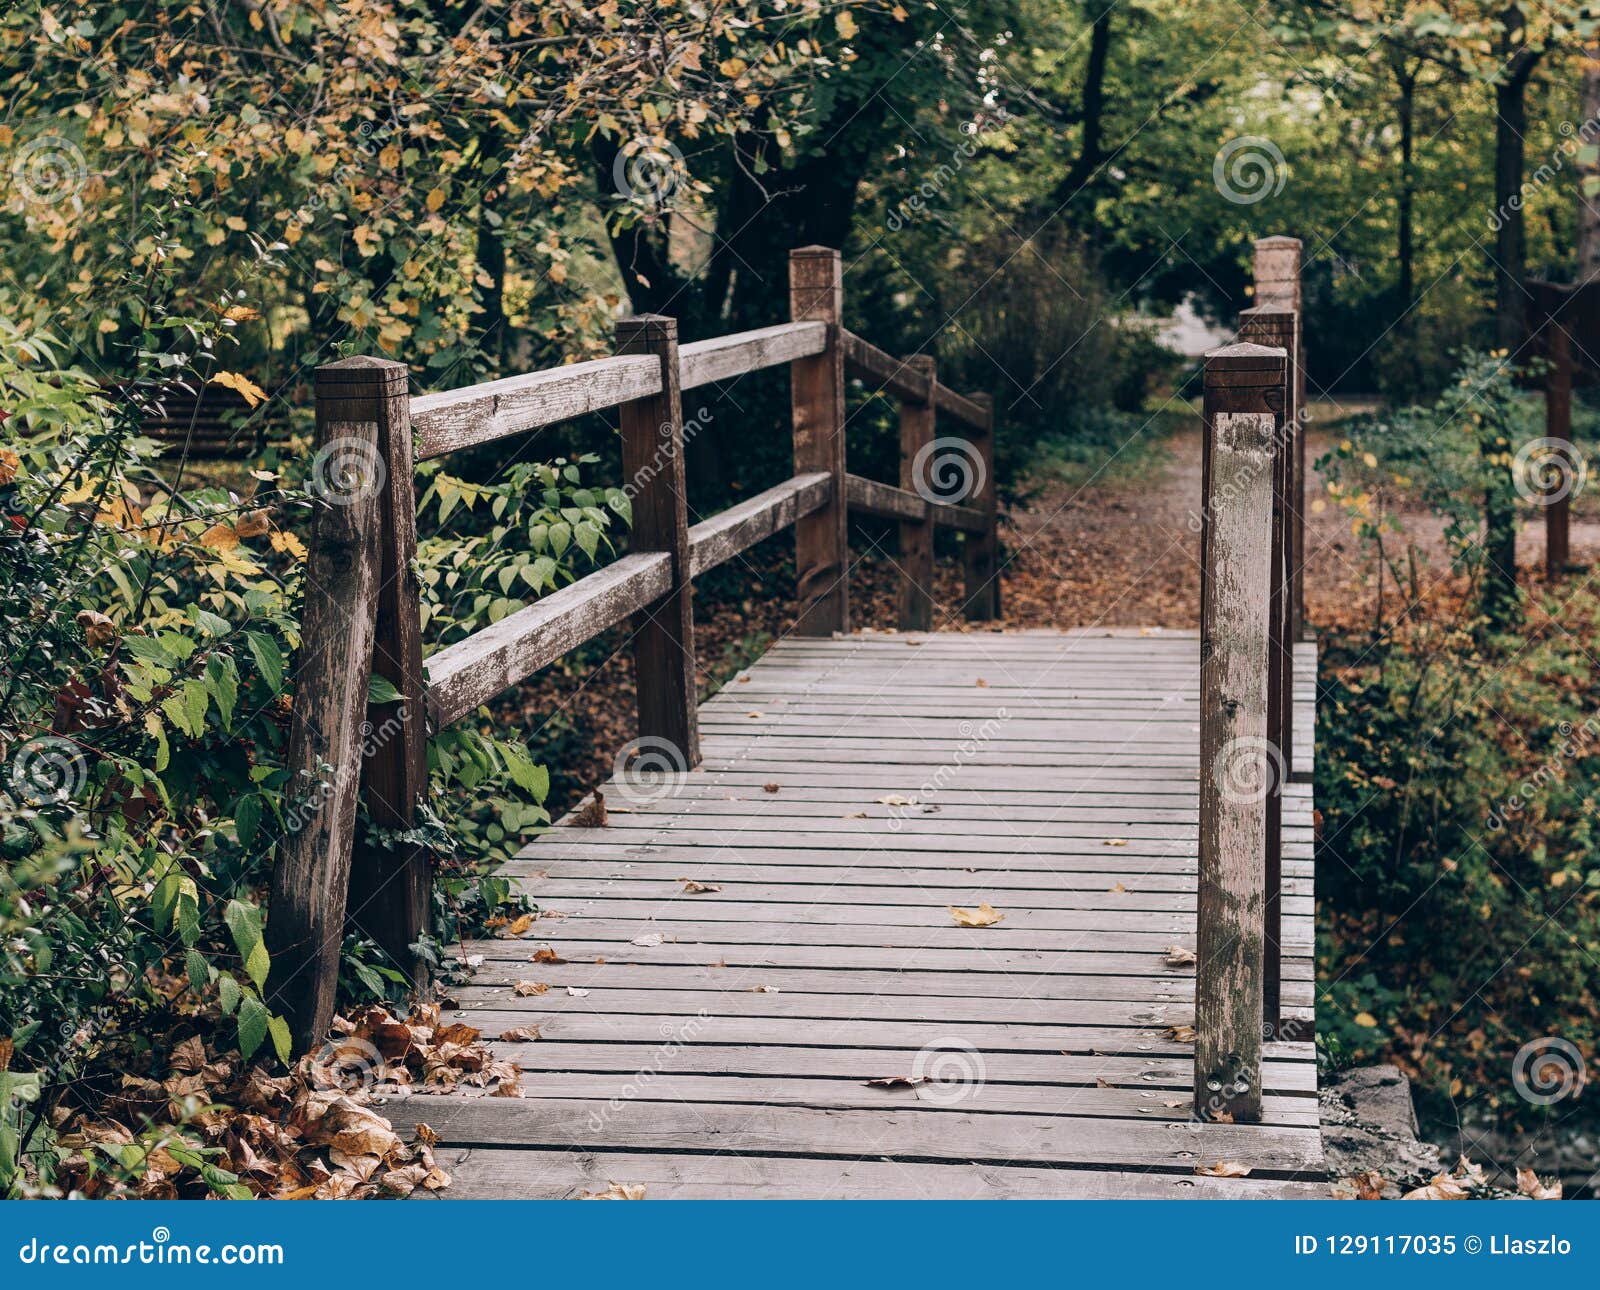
top-left (948, 902), bottom-right (1003, 927)
top-left (425, 187), bottom-right (445, 212)
top-left (210, 371), bottom-right (268, 408)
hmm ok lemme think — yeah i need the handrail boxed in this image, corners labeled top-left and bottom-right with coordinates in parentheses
top-left (265, 244), bottom-right (1003, 1048)
top-left (680, 321), bottom-right (827, 390)
top-left (424, 551), bottom-right (673, 728)
top-left (413, 354), bottom-right (662, 459)
top-left (842, 328), bottom-right (993, 432)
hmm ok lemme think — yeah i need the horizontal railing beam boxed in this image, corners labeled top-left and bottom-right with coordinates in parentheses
top-left (413, 355), bottom-right (662, 459)
top-left (933, 382), bottom-right (993, 433)
top-left (842, 329), bottom-right (992, 432)
top-left (424, 552), bottom-right (672, 728)
top-left (842, 330), bottom-right (935, 405)
top-left (679, 321), bottom-right (827, 390)
top-left (844, 472), bottom-right (986, 531)
top-left (689, 472), bottom-right (831, 578)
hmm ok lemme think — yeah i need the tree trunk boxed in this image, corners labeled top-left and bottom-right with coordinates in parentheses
top-left (1051, 3), bottom-right (1115, 207)
top-left (1394, 58), bottom-right (1417, 312)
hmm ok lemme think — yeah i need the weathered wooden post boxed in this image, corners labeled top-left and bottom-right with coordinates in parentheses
top-left (1253, 237), bottom-right (1306, 640)
top-left (344, 357), bottom-right (431, 984)
top-left (898, 353), bottom-right (937, 631)
top-left (617, 314), bottom-right (700, 767)
top-left (1237, 307), bottom-right (1295, 1031)
top-left (789, 247), bottom-right (849, 635)
top-left (962, 394), bottom-right (1000, 621)
top-left (1194, 342), bottom-right (1285, 1123)
top-left (265, 357), bottom-right (387, 1049)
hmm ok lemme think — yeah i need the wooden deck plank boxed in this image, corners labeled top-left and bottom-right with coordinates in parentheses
top-left (423, 630), bottom-right (1323, 1199)
top-left (418, 1150), bottom-right (1330, 1200)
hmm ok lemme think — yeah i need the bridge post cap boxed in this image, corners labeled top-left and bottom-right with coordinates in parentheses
top-left (1205, 341), bottom-right (1286, 366)
top-left (791, 245), bottom-right (840, 257)
top-left (1254, 235), bottom-right (1303, 250)
top-left (315, 354), bottom-right (409, 393)
top-left (616, 313), bottom-right (678, 339)
top-left (1238, 304), bottom-right (1295, 319)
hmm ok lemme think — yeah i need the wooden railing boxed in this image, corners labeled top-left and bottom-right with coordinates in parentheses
top-left (1193, 236), bottom-right (1307, 1122)
top-left (264, 245), bottom-right (1000, 1046)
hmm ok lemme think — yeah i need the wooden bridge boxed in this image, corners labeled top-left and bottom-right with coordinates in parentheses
top-left (267, 238), bottom-right (1328, 1198)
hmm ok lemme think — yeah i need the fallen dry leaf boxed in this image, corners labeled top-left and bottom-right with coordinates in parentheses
top-left (1196, 1161), bottom-right (1251, 1177)
top-left (975, 678), bottom-right (988, 687)
top-left (1095, 1077), bottom-right (1114, 1089)
top-left (1402, 1174), bottom-right (1469, 1200)
top-left (566, 986), bottom-right (590, 998)
top-left (531, 946), bottom-right (566, 964)
top-left (1163, 945), bottom-right (1197, 967)
top-left (1104, 837), bottom-right (1129, 847)
top-left (679, 879), bottom-right (722, 894)
top-left (762, 782), bottom-right (780, 793)
top-left (579, 1181), bottom-right (646, 1200)
top-left (876, 794), bottom-right (917, 806)
top-left (1337, 1170), bottom-right (1387, 1200)
top-left (747, 985), bottom-right (780, 993)
top-left (491, 912), bottom-right (535, 938)
top-left (948, 902), bottom-right (1004, 927)
top-left (630, 933), bottom-right (664, 947)
top-left (568, 791), bottom-right (607, 828)
top-left (1517, 1167), bottom-right (1562, 1200)
top-left (499, 1026), bottom-right (543, 1043)
top-left (513, 981), bottom-right (548, 996)
top-left (1108, 882), bottom-right (1127, 894)
top-left (1167, 1025), bottom-right (1197, 1043)
top-left (864, 1075), bottom-right (932, 1089)
top-left (843, 811), bottom-right (869, 818)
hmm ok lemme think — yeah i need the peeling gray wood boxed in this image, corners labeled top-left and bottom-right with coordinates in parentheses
top-left (678, 321), bottom-right (827, 389)
top-left (412, 355), bottom-right (661, 459)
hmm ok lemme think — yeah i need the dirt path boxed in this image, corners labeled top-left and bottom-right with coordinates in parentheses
top-left (996, 418), bottom-right (1600, 635)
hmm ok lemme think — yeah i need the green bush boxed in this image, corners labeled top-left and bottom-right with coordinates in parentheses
top-left (0, 308), bottom-right (617, 1192)
top-left (1316, 356), bottom-right (1599, 1135)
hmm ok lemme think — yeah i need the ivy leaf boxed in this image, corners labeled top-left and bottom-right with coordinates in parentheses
top-left (175, 877), bottom-right (201, 947)
top-left (245, 631), bottom-right (284, 694)
top-left (368, 673), bottom-right (405, 704)
top-left (267, 1015), bottom-right (292, 1064)
top-left (237, 993), bottom-right (269, 1059)
top-left (206, 653), bottom-right (239, 729)
top-left (235, 793), bottom-right (263, 847)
